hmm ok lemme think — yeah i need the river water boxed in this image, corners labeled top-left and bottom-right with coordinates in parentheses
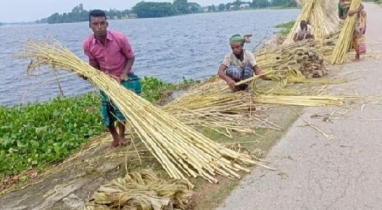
top-left (0, 9), bottom-right (298, 106)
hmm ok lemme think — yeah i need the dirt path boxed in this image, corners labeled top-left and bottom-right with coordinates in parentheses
top-left (217, 3), bottom-right (382, 210)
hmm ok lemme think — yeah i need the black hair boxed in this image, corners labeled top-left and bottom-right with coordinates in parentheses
top-left (89, 9), bottom-right (107, 23)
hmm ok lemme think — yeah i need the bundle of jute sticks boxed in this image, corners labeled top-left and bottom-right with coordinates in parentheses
top-left (284, 0), bottom-right (341, 45)
top-left (331, 0), bottom-right (363, 64)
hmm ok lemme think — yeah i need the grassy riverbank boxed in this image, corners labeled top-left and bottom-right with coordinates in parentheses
top-left (0, 76), bottom-right (198, 180)
top-left (275, 20), bottom-right (295, 36)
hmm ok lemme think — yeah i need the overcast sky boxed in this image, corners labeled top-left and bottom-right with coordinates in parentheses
top-left (0, 0), bottom-right (235, 22)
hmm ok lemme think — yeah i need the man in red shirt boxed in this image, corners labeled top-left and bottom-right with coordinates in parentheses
top-left (83, 9), bottom-right (141, 148)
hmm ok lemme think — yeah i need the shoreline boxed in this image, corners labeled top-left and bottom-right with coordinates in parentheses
top-left (1, 7), bottom-right (299, 26)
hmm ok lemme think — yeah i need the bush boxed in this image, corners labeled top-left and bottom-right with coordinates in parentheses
top-left (0, 76), bottom-right (198, 177)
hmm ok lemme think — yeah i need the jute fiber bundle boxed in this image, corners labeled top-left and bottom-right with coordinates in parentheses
top-left (283, 0), bottom-right (340, 44)
top-left (283, 0), bottom-right (315, 45)
top-left (297, 0), bottom-right (339, 20)
top-left (260, 31), bottom-right (340, 60)
top-left (253, 95), bottom-right (345, 106)
top-left (249, 74), bottom-right (346, 107)
top-left (168, 72), bottom-right (346, 111)
top-left (160, 69), bottom-right (350, 139)
top-left (325, 0), bottom-right (341, 27)
top-left (254, 33), bottom-right (342, 80)
top-left (163, 77), bottom-right (277, 138)
top-left (256, 44), bottom-right (327, 79)
top-left (82, 170), bottom-right (193, 210)
top-left (163, 85), bottom-right (283, 137)
top-left (164, 91), bottom-right (259, 135)
top-left (331, 0), bottom-right (362, 64)
top-left (252, 31), bottom-right (341, 81)
top-left (18, 39), bottom-right (261, 185)
top-left (308, 1), bottom-right (325, 40)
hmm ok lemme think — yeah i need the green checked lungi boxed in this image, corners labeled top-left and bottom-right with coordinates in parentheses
top-left (100, 73), bottom-right (142, 127)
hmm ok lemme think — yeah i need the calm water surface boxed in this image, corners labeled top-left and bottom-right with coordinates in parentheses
top-left (0, 9), bottom-right (298, 106)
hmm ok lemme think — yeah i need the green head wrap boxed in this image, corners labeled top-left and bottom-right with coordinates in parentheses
top-left (229, 34), bottom-right (245, 44)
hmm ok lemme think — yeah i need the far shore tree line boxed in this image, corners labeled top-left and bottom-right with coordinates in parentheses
top-left (36, 0), bottom-right (298, 24)
top-left (0, 0), bottom-right (378, 25)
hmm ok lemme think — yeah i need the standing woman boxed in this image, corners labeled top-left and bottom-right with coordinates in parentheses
top-left (338, 0), bottom-right (367, 62)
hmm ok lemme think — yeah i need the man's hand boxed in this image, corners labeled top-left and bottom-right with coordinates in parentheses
top-left (104, 72), bottom-right (121, 83)
top-left (226, 78), bottom-right (236, 90)
top-left (348, 10), bottom-right (356, 16)
top-left (255, 69), bottom-right (262, 75)
top-left (254, 65), bottom-right (262, 76)
top-left (120, 74), bottom-right (130, 82)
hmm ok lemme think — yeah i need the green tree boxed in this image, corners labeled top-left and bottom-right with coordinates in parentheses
top-left (173, 0), bottom-right (190, 14)
top-left (219, 3), bottom-right (226, 11)
top-left (47, 13), bottom-right (61, 24)
top-left (44, 4), bottom-right (132, 24)
top-left (133, 2), bottom-right (176, 18)
top-left (188, 2), bottom-right (201, 13)
top-left (232, 0), bottom-right (242, 6)
top-left (226, 3), bottom-right (235, 10)
top-left (286, 0), bottom-right (297, 7)
top-left (251, 0), bottom-right (258, 8)
top-left (257, 0), bottom-right (270, 8)
top-left (272, 0), bottom-right (286, 6)
top-left (211, 4), bottom-right (217, 12)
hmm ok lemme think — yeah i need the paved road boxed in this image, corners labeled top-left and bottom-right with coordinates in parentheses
top-left (217, 3), bottom-right (382, 210)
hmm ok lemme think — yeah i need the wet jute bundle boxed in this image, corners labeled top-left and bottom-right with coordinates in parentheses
top-left (284, 0), bottom-right (340, 45)
top-left (18, 38), bottom-right (260, 185)
top-left (82, 170), bottom-right (193, 210)
top-left (255, 31), bottom-right (340, 80)
top-left (331, 0), bottom-right (362, 64)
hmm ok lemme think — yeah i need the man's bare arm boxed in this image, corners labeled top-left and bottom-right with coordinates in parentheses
top-left (218, 64), bottom-right (236, 90)
top-left (253, 65), bottom-right (262, 75)
top-left (348, 4), bottom-right (364, 16)
top-left (81, 59), bottom-right (99, 80)
top-left (293, 33), bottom-right (298, 42)
top-left (122, 56), bottom-right (135, 76)
top-left (358, 4), bottom-right (364, 12)
top-left (218, 64), bottom-right (229, 81)
top-left (339, 11), bottom-right (345, 19)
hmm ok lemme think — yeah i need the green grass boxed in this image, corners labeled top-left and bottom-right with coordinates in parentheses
top-left (275, 20), bottom-right (295, 36)
top-left (0, 76), bottom-right (198, 179)
top-left (0, 94), bottom-right (103, 176)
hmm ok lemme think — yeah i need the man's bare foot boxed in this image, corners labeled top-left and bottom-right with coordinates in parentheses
top-left (109, 141), bottom-right (120, 149)
top-left (353, 54), bottom-right (361, 62)
top-left (108, 135), bottom-right (130, 149)
top-left (118, 137), bottom-right (130, 147)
